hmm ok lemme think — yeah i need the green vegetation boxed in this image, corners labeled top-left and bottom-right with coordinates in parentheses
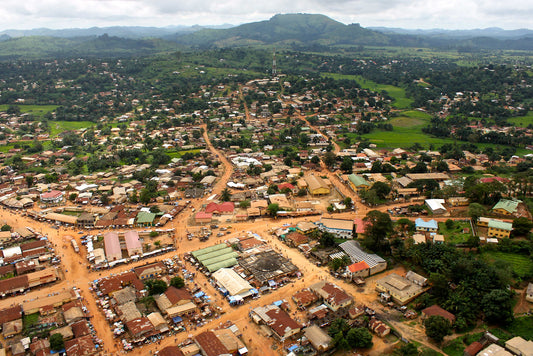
top-left (49, 121), bottom-right (96, 136)
top-left (323, 73), bottom-right (413, 108)
top-left (507, 316), bottom-right (533, 340)
top-left (442, 332), bottom-right (484, 356)
top-left (166, 149), bottom-right (202, 159)
top-left (439, 221), bottom-right (472, 244)
top-left (481, 251), bottom-right (533, 278)
top-left (0, 104), bottom-right (58, 117)
top-left (507, 112), bottom-right (533, 128)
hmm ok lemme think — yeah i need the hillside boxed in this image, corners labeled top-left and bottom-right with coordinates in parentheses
top-left (171, 14), bottom-right (390, 47)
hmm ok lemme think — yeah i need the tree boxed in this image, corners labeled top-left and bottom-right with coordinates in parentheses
top-left (170, 276), bottom-right (185, 288)
top-left (512, 217), bottom-right (533, 237)
top-left (239, 200), bottom-right (251, 209)
top-left (411, 162), bottom-right (428, 173)
top-left (481, 289), bottom-right (514, 325)
top-left (424, 315), bottom-right (452, 343)
top-left (1, 224), bottom-right (11, 231)
top-left (323, 151), bottom-right (336, 168)
top-left (346, 327), bottom-right (373, 348)
top-left (340, 156), bottom-right (353, 173)
top-left (319, 231), bottom-right (336, 248)
top-left (371, 181), bottom-right (391, 200)
top-left (328, 318), bottom-right (350, 337)
top-left (468, 203), bottom-right (486, 223)
top-left (144, 279), bottom-right (168, 295)
top-left (394, 342), bottom-right (420, 356)
top-left (445, 219), bottom-right (454, 230)
top-left (436, 160), bottom-right (449, 172)
top-left (25, 175), bottom-right (34, 188)
top-left (49, 333), bottom-right (64, 351)
top-left (220, 188), bottom-right (231, 202)
top-left (267, 203), bottom-right (280, 217)
top-left (364, 210), bottom-right (393, 252)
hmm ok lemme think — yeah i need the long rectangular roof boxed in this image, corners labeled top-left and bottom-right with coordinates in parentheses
top-left (339, 240), bottom-right (385, 268)
top-left (104, 232), bottom-right (121, 258)
top-left (124, 230), bottom-right (141, 251)
top-left (212, 268), bottom-right (252, 296)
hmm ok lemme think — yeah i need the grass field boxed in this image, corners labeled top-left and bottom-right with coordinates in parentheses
top-left (439, 220), bottom-right (472, 244)
top-left (322, 73), bottom-right (413, 109)
top-left (507, 112), bottom-right (533, 128)
top-left (508, 316), bottom-right (533, 340)
top-left (50, 121), bottom-right (96, 136)
top-left (0, 104), bottom-right (58, 117)
top-left (166, 149), bottom-right (201, 159)
top-left (482, 251), bottom-right (533, 278)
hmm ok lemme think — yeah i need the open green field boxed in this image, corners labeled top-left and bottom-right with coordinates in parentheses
top-left (322, 73), bottom-right (413, 109)
top-left (0, 104), bottom-right (58, 117)
top-left (166, 149), bottom-right (201, 159)
top-left (507, 112), bottom-right (533, 128)
top-left (439, 221), bottom-right (472, 244)
top-left (482, 251), bottom-right (533, 278)
top-left (50, 121), bottom-right (96, 136)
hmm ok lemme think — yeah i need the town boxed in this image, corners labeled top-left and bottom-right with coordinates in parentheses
top-left (0, 49), bottom-right (532, 356)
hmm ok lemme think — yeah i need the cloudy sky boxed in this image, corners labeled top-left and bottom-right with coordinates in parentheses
top-left (0, 0), bottom-right (531, 31)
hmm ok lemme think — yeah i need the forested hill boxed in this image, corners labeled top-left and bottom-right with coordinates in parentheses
top-left (0, 13), bottom-right (531, 60)
top-left (0, 35), bottom-right (179, 60)
top-left (169, 14), bottom-right (390, 47)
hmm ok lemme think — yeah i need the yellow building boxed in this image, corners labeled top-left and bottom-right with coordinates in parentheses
top-left (304, 175), bottom-right (330, 195)
top-left (488, 219), bottom-right (513, 239)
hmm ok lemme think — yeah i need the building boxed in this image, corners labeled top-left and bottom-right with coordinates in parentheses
top-left (488, 219), bottom-right (513, 239)
top-left (346, 261), bottom-right (370, 278)
top-left (195, 212), bottom-right (213, 224)
top-left (310, 281), bottom-right (353, 312)
top-left (285, 231), bottom-right (308, 247)
top-left (425, 199), bottom-right (447, 214)
top-left (317, 218), bottom-right (354, 239)
top-left (124, 230), bottom-right (142, 257)
top-left (205, 202), bottom-right (235, 215)
top-left (492, 199), bottom-right (521, 216)
top-left (212, 268), bottom-right (253, 296)
top-left (477, 344), bottom-right (512, 356)
top-left (136, 212), bottom-right (156, 227)
top-left (421, 305), bottom-right (456, 324)
top-left (125, 317), bottom-right (154, 339)
top-left (347, 174), bottom-right (371, 191)
top-left (194, 331), bottom-right (230, 356)
top-left (39, 190), bottom-right (64, 204)
top-left (292, 289), bottom-right (318, 308)
top-left (158, 346), bottom-right (185, 356)
top-left (415, 218), bottom-right (438, 233)
top-left (368, 318), bottom-right (391, 337)
top-left (304, 175), bottom-right (330, 195)
top-left (526, 283), bottom-right (533, 303)
top-left (250, 304), bottom-right (301, 341)
top-left (339, 240), bottom-right (387, 275)
top-left (505, 336), bottom-right (533, 356)
top-left (104, 232), bottom-right (122, 262)
top-left (406, 271), bottom-right (428, 286)
top-left (375, 272), bottom-right (425, 305)
top-left (304, 325), bottom-right (332, 352)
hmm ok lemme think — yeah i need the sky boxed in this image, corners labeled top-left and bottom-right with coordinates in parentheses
top-left (0, 0), bottom-right (531, 31)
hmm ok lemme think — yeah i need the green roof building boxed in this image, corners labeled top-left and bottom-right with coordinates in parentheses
top-left (136, 212), bottom-right (156, 226)
top-left (492, 199), bottom-right (521, 215)
top-left (348, 174), bottom-right (371, 191)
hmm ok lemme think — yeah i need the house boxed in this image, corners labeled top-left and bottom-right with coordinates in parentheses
top-left (347, 174), bottom-right (371, 191)
top-left (463, 341), bottom-right (484, 356)
top-left (124, 230), bottom-right (142, 257)
top-left (375, 272), bottom-right (425, 305)
top-left (39, 190), bottom-right (64, 204)
top-left (212, 268), bottom-right (253, 296)
top-left (310, 281), bottom-right (353, 312)
top-left (488, 219), bottom-right (513, 239)
top-left (317, 218), bottom-right (354, 239)
top-left (415, 218), bottom-right (438, 233)
top-left (526, 283), bottom-right (533, 303)
top-left (304, 175), bottom-right (330, 195)
top-left (338, 240), bottom-right (387, 275)
top-left (492, 199), bottom-right (521, 216)
top-left (368, 318), bottom-right (391, 337)
top-left (292, 289), bottom-right (318, 308)
top-left (76, 212), bottom-right (95, 228)
top-left (304, 325), bottom-right (332, 352)
top-left (158, 346), bottom-right (185, 356)
top-left (285, 231), bottom-right (308, 247)
top-left (406, 271), bottom-right (428, 286)
top-left (505, 336), bottom-right (533, 356)
top-left (425, 199), bottom-right (447, 214)
top-left (250, 304), bottom-right (301, 341)
top-left (125, 317), bottom-right (155, 339)
top-left (195, 212), bottom-right (213, 224)
top-left (194, 331), bottom-right (229, 356)
top-left (422, 305), bottom-right (456, 324)
top-left (136, 212), bottom-right (156, 227)
top-left (477, 344), bottom-right (512, 356)
top-left (346, 261), bottom-right (370, 278)
top-left (64, 335), bottom-right (97, 356)
top-left (104, 232), bottom-right (122, 262)
top-left (134, 262), bottom-right (166, 280)
top-left (205, 202), bottom-right (235, 215)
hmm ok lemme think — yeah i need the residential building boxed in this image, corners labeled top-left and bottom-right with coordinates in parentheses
top-left (310, 281), bottom-right (353, 312)
top-left (526, 283), bottom-right (533, 303)
top-left (104, 232), bottom-right (122, 262)
top-left (347, 174), bottom-right (371, 191)
top-left (425, 199), bottom-right (447, 214)
top-left (488, 219), bottom-right (513, 239)
top-left (415, 218), bottom-right (438, 232)
top-left (421, 305), bottom-right (456, 324)
top-left (375, 272), bottom-right (425, 305)
top-left (505, 336), bottom-right (533, 356)
top-left (304, 175), bottom-right (330, 195)
top-left (492, 199), bottom-right (521, 216)
top-left (317, 218), bottom-right (354, 239)
top-left (339, 240), bottom-right (387, 275)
